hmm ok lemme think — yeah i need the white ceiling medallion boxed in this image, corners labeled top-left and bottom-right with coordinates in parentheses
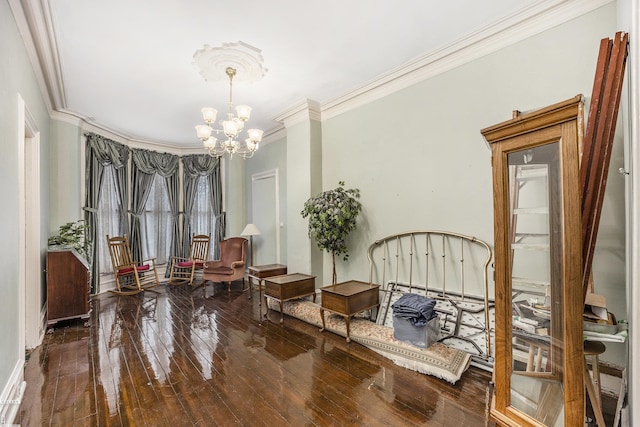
top-left (193, 41), bottom-right (267, 83)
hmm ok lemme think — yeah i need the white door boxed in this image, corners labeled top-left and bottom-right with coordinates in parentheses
top-left (251, 170), bottom-right (279, 265)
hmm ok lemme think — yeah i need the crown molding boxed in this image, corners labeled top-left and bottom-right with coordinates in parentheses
top-left (8, 0), bottom-right (52, 113)
top-left (261, 124), bottom-right (286, 145)
top-left (273, 99), bottom-right (322, 128)
top-left (51, 108), bottom-right (283, 155)
top-left (10, 0), bottom-right (65, 112)
top-left (50, 109), bottom-right (83, 126)
top-left (51, 109), bottom-right (188, 154)
top-left (321, 0), bottom-right (615, 121)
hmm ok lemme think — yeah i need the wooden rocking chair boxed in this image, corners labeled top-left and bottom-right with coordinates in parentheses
top-left (106, 235), bottom-right (161, 295)
top-left (168, 234), bottom-right (211, 286)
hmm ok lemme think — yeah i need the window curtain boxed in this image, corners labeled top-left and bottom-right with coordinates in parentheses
top-left (97, 167), bottom-right (125, 275)
top-left (182, 155), bottom-right (223, 259)
top-left (84, 133), bottom-right (130, 294)
top-left (190, 177), bottom-right (216, 245)
top-left (207, 164), bottom-right (225, 259)
top-left (130, 149), bottom-right (179, 264)
top-left (141, 175), bottom-right (172, 265)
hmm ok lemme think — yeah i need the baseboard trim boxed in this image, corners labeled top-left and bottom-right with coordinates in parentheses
top-left (39, 305), bottom-right (47, 343)
top-left (97, 275), bottom-right (116, 294)
top-left (0, 360), bottom-right (26, 425)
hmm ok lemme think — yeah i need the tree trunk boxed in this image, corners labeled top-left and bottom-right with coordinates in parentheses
top-left (332, 253), bottom-right (337, 285)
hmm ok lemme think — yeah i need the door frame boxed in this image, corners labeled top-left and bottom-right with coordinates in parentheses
top-left (18, 94), bottom-right (43, 350)
top-left (251, 169), bottom-right (280, 264)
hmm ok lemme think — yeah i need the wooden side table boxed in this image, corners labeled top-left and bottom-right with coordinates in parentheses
top-left (320, 280), bottom-right (380, 342)
top-left (264, 273), bottom-right (316, 323)
top-left (247, 264), bottom-right (287, 302)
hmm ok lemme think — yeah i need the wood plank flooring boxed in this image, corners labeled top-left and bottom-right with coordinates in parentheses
top-left (17, 281), bottom-right (496, 426)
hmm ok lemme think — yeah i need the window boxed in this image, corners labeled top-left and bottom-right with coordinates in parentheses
top-left (92, 148), bottom-right (220, 284)
top-left (140, 174), bottom-right (172, 265)
top-left (97, 166), bottom-right (125, 275)
top-left (191, 176), bottom-right (216, 240)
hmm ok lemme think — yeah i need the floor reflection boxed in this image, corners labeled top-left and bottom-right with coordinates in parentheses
top-left (17, 281), bottom-right (495, 426)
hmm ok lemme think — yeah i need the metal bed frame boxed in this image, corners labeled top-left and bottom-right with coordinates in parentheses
top-left (367, 230), bottom-right (494, 368)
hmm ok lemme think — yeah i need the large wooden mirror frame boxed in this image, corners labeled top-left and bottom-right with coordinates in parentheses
top-left (482, 95), bottom-right (584, 427)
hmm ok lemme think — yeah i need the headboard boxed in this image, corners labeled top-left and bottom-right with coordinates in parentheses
top-left (367, 230), bottom-right (494, 368)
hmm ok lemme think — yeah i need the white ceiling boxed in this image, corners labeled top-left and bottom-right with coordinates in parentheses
top-left (35, 0), bottom-right (550, 148)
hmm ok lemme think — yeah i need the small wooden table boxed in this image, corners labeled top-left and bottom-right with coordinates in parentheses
top-left (264, 273), bottom-right (316, 323)
top-left (320, 280), bottom-right (380, 342)
top-left (248, 264), bottom-right (287, 302)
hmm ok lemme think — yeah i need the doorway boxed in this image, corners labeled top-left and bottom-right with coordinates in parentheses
top-left (251, 169), bottom-right (280, 265)
top-left (18, 95), bottom-right (42, 350)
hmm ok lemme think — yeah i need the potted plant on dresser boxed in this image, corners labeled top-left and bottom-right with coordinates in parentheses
top-left (47, 220), bottom-right (88, 259)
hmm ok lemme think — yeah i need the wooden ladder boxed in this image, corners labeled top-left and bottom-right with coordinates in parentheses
top-left (509, 161), bottom-right (550, 300)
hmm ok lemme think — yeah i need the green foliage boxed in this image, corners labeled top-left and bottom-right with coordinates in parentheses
top-left (48, 220), bottom-right (88, 258)
top-left (301, 181), bottom-right (362, 262)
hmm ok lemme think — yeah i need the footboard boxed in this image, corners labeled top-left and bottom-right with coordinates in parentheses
top-left (367, 230), bottom-right (494, 368)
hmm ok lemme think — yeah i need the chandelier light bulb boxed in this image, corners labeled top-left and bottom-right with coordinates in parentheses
top-left (236, 105), bottom-right (252, 121)
top-left (233, 117), bottom-right (245, 132)
top-left (223, 120), bottom-right (239, 138)
top-left (247, 128), bottom-right (263, 142)
top-left (203, 136), bottom-right (217, 149)
top-left (195, 124), bottom-right (212, 140)
top-left (201, 107), bottom-right (217, 124)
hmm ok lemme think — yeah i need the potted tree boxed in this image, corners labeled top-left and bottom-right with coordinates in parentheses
top-left (301, 181), bottom-right (362, 284)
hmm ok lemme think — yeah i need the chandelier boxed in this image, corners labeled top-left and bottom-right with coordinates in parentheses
top-left (195, 66), bottom-right (263, 159)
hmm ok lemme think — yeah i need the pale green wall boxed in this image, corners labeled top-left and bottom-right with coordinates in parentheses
top-left (0, 0), bottom-right (51, 398)
top-left (309, 119), bottom-right (323, 282)
top-left (322, 4), bottom-right (617, 285)
top-left (224, 157), bottom-right (246, 237)
top-left (49, 119), bottom-right (84, 230)
top-left (285, 119), bottom-right (324, 282)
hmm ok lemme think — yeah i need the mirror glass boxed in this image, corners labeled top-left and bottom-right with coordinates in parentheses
top-left (507, 142), bottom-right (564, 426)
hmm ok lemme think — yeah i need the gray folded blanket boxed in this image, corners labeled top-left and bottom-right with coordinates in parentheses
top-left (392, 293), bottom-right (437, 326)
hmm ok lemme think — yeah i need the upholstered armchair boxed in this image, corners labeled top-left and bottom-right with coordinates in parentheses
top-left (203, 237), bottom-right (248, 291)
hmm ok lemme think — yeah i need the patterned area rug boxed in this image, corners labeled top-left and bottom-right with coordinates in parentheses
top-left (267, 298), bottom-right (471, 384)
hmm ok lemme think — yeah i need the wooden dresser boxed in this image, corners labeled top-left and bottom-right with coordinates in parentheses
top-left (46, 248), bottom-right (90, 326)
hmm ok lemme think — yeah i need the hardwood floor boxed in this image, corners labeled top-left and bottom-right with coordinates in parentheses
top-left (17, 281), bottom-right (496, 426)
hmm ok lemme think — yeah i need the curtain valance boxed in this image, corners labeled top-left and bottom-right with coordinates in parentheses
top-left (84, 132), bottom-right (129, 169)
top-left (182, 154), bottom-right (219, 177)
top-left (131, 148), bottom-right (179, 177)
